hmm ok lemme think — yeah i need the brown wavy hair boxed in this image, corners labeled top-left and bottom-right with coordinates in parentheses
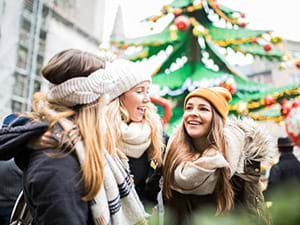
top-left (163, 107), bottom-right (234, 214)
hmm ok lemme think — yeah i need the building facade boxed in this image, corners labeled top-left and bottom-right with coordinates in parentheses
top-left (0, 0), bottom-right (106, 121)
top-left (237, 39), bottom-right (300, 87)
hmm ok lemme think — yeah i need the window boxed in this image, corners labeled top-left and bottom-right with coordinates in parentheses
top-left (11, 100), bottom-right (24, 112)
top-left (13, 73), bottom-right (28, 97)
top-left (16, 47), bottom-right (29, 70)
top-left (36, 54), bottom-right (44, 75)
top-left (34, 79), bottom-right (41, 92)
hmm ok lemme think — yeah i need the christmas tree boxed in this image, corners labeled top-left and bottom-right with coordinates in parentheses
top-left (112, 0), bottom-right (300, 129)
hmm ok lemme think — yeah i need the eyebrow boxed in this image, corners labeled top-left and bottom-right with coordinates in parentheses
top-left (135, 85), bottom-right (149, 90)
top-left (186, 103), bottom-right (210, 107)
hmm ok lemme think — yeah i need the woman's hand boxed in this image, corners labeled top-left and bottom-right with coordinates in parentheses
top-left (27, 131), bottom-right (58, 150)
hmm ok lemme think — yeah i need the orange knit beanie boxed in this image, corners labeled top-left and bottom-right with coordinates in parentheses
top-left (184, 87), bottom-right (232, 121)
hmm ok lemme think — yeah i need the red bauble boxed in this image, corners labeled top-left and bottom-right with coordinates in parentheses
top-left (280, 98), bottom-right (289, 106)
top-left (251, 37), bottom-right (257, 43)
top-left (281, 102), bottom-right (293, 117)
top-left (285, 106), bottom-right (300, 147)
top-left (264, 95), bottom-right (275, 106)
top-left (174, 16), bottom-right (190, 31)
top-left (292, 99), bottom-right (300, 108)
top-left (238, 22), bottom-right (247, 28)
top-left (229, 86), bottom-right (236, 94)
top-left (263, 44), bottom-right (272, 51)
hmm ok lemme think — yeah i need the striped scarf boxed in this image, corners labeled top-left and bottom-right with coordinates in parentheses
top-left (50, 111), bottom-right (149, 225)
top-left (90, 152), bottom-right (148, 225)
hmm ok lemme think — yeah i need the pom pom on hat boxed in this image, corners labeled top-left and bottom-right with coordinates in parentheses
top-left (184, 87), bottom-right (232, 121)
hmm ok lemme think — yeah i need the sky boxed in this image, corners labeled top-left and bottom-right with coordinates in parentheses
top-left (120, 0), bottom-right (300, 42)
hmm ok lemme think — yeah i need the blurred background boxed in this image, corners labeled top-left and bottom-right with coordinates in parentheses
top-left (1, 0), bottom-right (300, 191)
top-left (1, 0), bottom-right (300, 224)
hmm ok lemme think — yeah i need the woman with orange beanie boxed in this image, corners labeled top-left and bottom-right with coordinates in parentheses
top-left (162, 87), bottom-right (271, 225)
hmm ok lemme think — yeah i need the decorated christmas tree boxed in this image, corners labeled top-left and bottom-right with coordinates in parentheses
top-left (112, 0), bottom-right (300, 129)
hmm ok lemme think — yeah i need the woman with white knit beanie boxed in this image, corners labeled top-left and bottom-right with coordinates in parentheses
top-left (44, 58), bottom-right (164, 206)
top-left (102, 59), bottom-right (164, 205)
top-left (45, 59), bottom-right (164, 204)
top-left (46, 58), bottom-right (164, 206)
top-left (0, 49), bottom-right (148, 225)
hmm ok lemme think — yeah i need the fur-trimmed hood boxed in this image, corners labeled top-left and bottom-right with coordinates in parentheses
top-left (225, 117), bottom-right (274, 175)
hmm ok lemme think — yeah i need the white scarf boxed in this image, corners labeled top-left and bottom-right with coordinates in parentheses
top-left (120, 121), bottom-right (151, 158)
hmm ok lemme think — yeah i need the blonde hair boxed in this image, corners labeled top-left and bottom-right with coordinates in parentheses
top-left (31, 93), bottom-right (115, 201)
top-left (30, 49), bottom-right (111, 201)
top-left (163, 107), bottom-right (233, 214)
top-left (105, 97), bottom-right (163, 166)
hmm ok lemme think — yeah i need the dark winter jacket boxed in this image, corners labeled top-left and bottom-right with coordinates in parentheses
top-left (128, 151), bottom-right (152, 202)
top-left (164, 171), bottom-right (263, 225)
top-left (0, 114), bottom-right (48, 161)
top-left (267, 152), bottom-right (300, 191)
top-left (24, 147), bottom-right (93, 225)
top-left (134, 132), bottom-right (169, 205)
top-left (164, 190), bottom-right (216, 225)
top-left (0, 114), bottom-right (25, 209)
top-left (0, 115), bottom-right (94, 225)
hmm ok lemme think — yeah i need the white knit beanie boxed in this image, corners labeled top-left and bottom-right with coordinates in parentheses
top-left (47, 62), bottom-right (119, 106)
top-left (47, 59), bottom-right (151, 106)
top-left (105, 59), bottom-right (152, 101)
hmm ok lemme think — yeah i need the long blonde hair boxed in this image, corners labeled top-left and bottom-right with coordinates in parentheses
top-left (163, 107), bottom-right (234, 214)
top-left (31, 49), bottom-right (111, 201)
top-left (105, 97), bottom-right (163, 166)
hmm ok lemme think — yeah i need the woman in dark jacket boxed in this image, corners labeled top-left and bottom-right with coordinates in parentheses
top-left (0, 49), bottom-right (148, 225)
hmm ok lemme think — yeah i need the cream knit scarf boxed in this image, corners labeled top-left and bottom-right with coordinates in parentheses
top-left (120, 121), bottom-right (151, 158)
top-left (170, 117), bottom-right (272, 196)
top-left (171, 151), bottom-right (230, 195)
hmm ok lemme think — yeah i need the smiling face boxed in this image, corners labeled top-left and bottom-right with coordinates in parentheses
top-left (183, 96), bottom-right (213, 140)
top-left (120, 80), bottom-right (151, 122)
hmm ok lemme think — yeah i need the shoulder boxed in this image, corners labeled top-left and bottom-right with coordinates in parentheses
top-left (225, 117), bottom-right (274, 172)
top-left (23, 151), bottom-right (90, 225)
top-left (269, 164), bottom-right (281, 174)
top-left (25, 151), bottom-right (82, 194)
top-left (0, 114), bottom-right (48, 160)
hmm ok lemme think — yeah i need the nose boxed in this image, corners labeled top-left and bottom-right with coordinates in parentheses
top-left (190, 108), bottom-right (200, 117)
top-left (143, 93), bottom-right (150, 103)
